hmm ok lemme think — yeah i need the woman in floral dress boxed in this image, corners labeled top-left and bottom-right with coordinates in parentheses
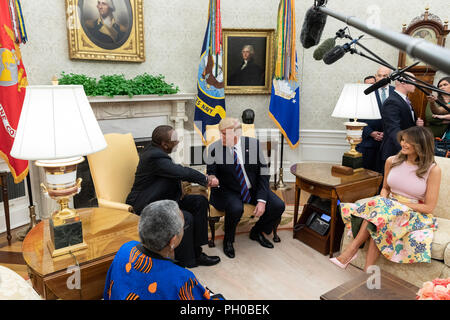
top-left (331, 126), bottom-right (441, 271)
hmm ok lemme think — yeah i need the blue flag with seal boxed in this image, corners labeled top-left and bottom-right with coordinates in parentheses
top-left (269, 74), bottom-right (300, 149)
top-left (194, 0), bottom-right (225, 143)
top-left (268, 0), bottom-right (300, 149)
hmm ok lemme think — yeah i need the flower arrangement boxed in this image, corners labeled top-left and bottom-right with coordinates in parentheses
top-left (416, 278), bottom-right (450, 300)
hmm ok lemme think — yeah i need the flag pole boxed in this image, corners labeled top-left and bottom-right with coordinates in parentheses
top-left (276, 133), bottom-right (290, 190)
top-left (16, 173), bottom-right (37, 241)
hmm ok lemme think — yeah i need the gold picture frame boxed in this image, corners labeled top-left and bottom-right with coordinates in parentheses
top-left (223, 29), bottom-right (274, 94)
top-left (65, 0), bottom-right (145, 62)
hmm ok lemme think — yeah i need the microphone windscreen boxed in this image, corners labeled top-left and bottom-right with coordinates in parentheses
top-left (323, 46), bottom-right (346, 65)
top-left (300, 7), bottom-right (328, 49)
top-left (363, 78), bottom-right (391, 95)
top-left (313, 38), bottom-right (336, 60)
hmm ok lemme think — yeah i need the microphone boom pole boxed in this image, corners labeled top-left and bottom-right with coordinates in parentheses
top-left (316, 5), bottom-right (450, 74)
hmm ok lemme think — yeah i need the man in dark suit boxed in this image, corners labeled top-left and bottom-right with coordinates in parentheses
top-left (357, 67), bottom-right (395, 172)
top-left (126, 125), bottom-right (220, 268)
top-left (206, 118), bottom-right (285, 259)
top-left (378, 72), bottom-right (424, 173)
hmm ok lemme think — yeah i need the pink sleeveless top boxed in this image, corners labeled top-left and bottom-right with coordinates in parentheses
top-left (387, 158), bottom-right (435, 201)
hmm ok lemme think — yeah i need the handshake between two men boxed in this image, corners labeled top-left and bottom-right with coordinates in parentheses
top-left (126, 120), bottom-right (285, 262)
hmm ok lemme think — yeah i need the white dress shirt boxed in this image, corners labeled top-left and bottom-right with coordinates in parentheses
top-left (378, 86), bottom-right (390, 103)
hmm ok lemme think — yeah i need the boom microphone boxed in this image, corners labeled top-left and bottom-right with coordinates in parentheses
top-left (322, 37), bottom-right (361, 65)
top-left (363, 77), bottom-right (391, 95)
top-left (300, 6), bottom-right (328, 49)
top-left (313, 38), bottom-right (336, 60)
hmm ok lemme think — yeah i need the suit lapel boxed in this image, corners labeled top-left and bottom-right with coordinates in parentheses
top-left (391, 91), bottom-right (416, 124)
top-left (375, 89), bottom-right (382, 110)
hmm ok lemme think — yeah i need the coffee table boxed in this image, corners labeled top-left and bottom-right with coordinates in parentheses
top-left (320, 270), bottom-right (420, 300)
top-left (22, 207), bottom-right (139, 300)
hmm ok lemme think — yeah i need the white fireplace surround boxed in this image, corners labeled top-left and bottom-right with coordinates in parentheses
top-left (3, 93), bottom-right (348, 230)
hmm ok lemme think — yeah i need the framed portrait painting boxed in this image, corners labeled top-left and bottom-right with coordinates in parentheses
top-left (65, 0), bottom-right (145, 62)
top-left (223, 29), bottom-right (274, 94)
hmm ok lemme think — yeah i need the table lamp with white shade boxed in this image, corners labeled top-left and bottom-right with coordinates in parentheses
top-left (332, 83), bottom-right (381, 171)
top-left (11, 85), bottom-right (107, 257)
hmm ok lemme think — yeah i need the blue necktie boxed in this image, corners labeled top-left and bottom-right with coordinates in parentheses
top-left (380, 87), bottom-right (387, 103)
top-left (233, 148), bottom-right (251, 203)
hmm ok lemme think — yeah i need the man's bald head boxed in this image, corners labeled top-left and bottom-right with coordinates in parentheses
top-left (375, 66), bottom-right (392, 86)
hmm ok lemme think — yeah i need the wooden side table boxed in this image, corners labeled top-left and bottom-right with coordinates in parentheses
top-left (290, 163), bottom-right (383, 257)
top-left (321, 270), bottom-right (419, 300)
top-left (0, 171), bottom-right (12, 246)
top-left (22, 207), bottom-right (140, 300)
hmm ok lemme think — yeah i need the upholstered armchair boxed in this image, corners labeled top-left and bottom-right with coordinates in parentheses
top-left (205, 124), bottom-right (280, 247)
top-left (340, 156), bottom-right (450, 287)
top-left (87, 133), bottom-right (139, 213)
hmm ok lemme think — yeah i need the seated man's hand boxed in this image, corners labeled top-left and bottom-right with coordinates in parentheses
top-left (207, 175), bottom-right (219, 188)
top-left (253, 201), bottom-right (266, 217)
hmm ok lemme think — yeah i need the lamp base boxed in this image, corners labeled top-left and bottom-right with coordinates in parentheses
top-left (342, 154), bottom-right (364, 172)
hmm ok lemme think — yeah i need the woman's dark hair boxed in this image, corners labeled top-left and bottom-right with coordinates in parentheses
top-left (437, 76), bottom-right (450, 100)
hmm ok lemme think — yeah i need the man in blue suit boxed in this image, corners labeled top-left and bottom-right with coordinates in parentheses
top-left (378, 72), bottom-right (424, 173)
top-left (356, 66), bottom-right (394, 172)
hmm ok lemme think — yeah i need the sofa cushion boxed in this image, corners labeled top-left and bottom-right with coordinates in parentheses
top-left (433, 217), bottom-right (450, 261)
top-left (434, 157), bottom-right (450, 220)
top-left (445, 244), bottom-right (450, 267)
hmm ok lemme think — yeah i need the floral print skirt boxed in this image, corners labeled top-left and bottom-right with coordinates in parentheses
top-left (340, 195), bottom-right (438, 264)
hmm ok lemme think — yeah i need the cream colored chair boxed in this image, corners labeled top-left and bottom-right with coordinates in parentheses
top-left (205, 124), bottom-right (280, 247)
top-left (87, 133), bottom-right (139, 213)
top-left (340, 156), bottom-right (450, 287)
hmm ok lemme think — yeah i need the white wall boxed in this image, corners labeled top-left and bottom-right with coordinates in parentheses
top-left (21, 0), bottom-right (450, 131)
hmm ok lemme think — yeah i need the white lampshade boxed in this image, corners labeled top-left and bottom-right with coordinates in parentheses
top-left (332, 83), bottom-right (381, 120)
top-left (11, 85), bottom-right (107, 160)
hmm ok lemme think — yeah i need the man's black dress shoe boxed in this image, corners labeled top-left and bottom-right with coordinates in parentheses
top-left (249, 231), bottom-right (274, 248)
top-left (223, 241), bottom-right (235, 258)
top-left (196, 252), bottom-right (221, 266)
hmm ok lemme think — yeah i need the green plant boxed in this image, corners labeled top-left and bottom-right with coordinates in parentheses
top-left (58, 72), bottom-right (179, 97)
top-left (58, 72), bottom-right (97, 96)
